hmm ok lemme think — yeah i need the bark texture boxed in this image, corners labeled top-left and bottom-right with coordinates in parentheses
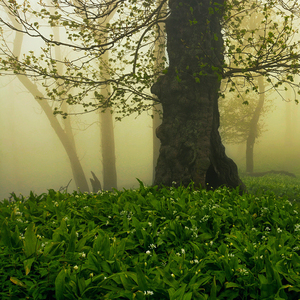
top-left (151, 0), bottom-right (245, 191)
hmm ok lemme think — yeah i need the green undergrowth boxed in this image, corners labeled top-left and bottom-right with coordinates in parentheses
top-left (242, 174), bottom-right (300, 202)
top-left (1, 179), bottom-right (300, 299)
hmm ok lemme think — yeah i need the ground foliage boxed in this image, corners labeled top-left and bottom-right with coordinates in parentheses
top-left (1, 178), bottom-right (300, 299)
top-left (243, 174), bottom-right (300, 203)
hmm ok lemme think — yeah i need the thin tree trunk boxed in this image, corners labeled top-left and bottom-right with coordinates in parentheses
top-left (246, 76), bottom-right (265, 173)
top-left (16, 77), bottom-right (90, 191)
top-left (151, 0), bottom-right (245, 191)
top-left (100, 106), bottom-right (118, 190)
top-left (99, 20), bottom-right (117, 191)
top-left (11, 18), bottom-right (89, 192)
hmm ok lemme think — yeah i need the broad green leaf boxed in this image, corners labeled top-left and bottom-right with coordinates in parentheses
top-left (198, 232), bottom-right (213, 242)
top-left (169, 284), bottom-right (186, 300)
top-left (156, 268), bottom-right (179, 290)
top-left (183, 292), bottom-right (193, 300)
top-left (1, 220), bottom-right (12, 248)
top-left (10, 277), bottom-right (27, 288)
top-left (43, 241), bottom-right (64, 257)
top-left (24, 257), bottom-right (35, 275)
top-left (100, 260), bottom-right (112, 274)
top-left (225, 282), bottom-right (242, 289)
top-left (11, 225), bottom-right (21, 248)
top-left (66, 226), bottom-right (76, 253)
top-left (209, 276), bottom-right (217, 300)
top-left (135, 264), bottom-right (148, 291)
top-left (24, 223), bottom-right (37, 258)
top-left (55, 269), bottom-right (66, 300)
top-left (120, 273), bottom-right (136, 291)
top-left (76, 236), bottom-right (87, 252)
top-left (86, 251), bottom-right (100, 272)
top-left (77, 277), bottom-right (86, 295)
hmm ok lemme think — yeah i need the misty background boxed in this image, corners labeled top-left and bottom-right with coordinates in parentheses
top-left (1, 2), bottom-right (300, 200)
top-left (1, 73), bottom-right (300, 200)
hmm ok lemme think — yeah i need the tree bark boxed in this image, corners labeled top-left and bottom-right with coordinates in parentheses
top-left (99, 30), bottom-right (118, 191)
top-left (246, 76), bottom-right (265, 173)
top-left (100, 108), bottom-right (118, 190)
top-left (151, 0), bottom-right (245, 191)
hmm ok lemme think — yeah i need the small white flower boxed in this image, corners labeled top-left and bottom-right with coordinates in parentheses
top-left (210, 241), bottom-right (213, 246)
top-left (148, 222), bottom-right (152, 227)
top-left (81, 252), bottom-right (86, 258)
top-left (265, 227), bottom-right (271, 231)
top-left (74, 265), bottom-right (78, 270)
top-left (277, 228), bottom-right (282, 233)
top-left (194, 259), bottom-right (199, 264)
top-left (171, 273), bottom-right (175, 278)
top-left (146, 250), bottom-right (151, 255)
top-left (144, 290), bottom-right (154, 295)
top-left (149, 244), bottom-right (156, 249)
top-left (181, 249), bottom-right (185, 254)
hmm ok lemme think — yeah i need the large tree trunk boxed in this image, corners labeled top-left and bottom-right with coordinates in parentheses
top-left (152, 0), bottom-right (166, 184)
top-left (151, 0), bottom-right (245, 191)
top-left (246, 76), bottom-right (265, 173)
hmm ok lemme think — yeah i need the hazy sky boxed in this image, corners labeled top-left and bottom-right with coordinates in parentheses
top-left (2, 72), bottom-right (300, 200)
top-left (0, 75), bottom-right (153, 199)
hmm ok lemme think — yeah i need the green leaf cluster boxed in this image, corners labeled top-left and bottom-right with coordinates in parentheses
top-left (1, 178), bottom-right (300, 298)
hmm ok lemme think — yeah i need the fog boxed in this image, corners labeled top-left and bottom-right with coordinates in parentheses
top-left (1, 2), bottom-right (300, 200)
top-left (2, 72), bottom-right (300, 200)
top-left (226, 97), bottom-right (300, 176)
top-left (0, 76), bottom-right (153, 199)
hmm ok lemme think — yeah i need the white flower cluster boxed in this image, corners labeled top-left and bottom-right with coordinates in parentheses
top-left (199, 215), bottom-right (209, 223)
top-left (144, 291), bottom-right (154, 295)
top-left (295, 224), bottom-right (300, 232)
top-left (190, 259), bottom-right (199, 264)
top-left (184, 225), bottom-right (198, 238)
top-left (120, 210), bottom-right (133, 220)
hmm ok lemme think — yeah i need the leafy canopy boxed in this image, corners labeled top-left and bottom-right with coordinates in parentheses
top-left (0, 0), bottom-right (299, 118)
